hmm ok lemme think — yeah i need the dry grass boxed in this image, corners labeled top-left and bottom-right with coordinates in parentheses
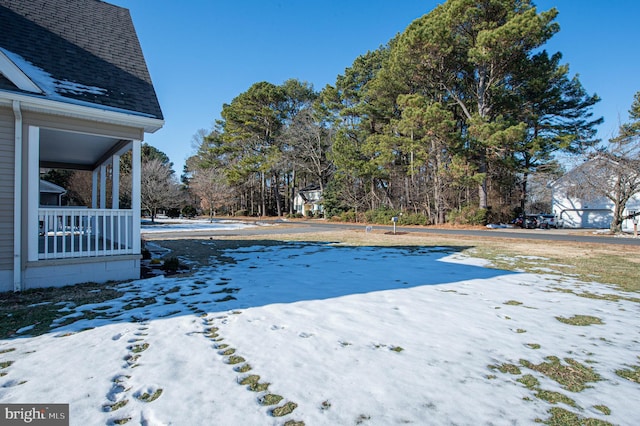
top-left (149, 228), bottom-right (640, 294)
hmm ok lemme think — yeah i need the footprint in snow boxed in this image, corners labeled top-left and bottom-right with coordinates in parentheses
top-left (299, 332), bottom-right (313, 338)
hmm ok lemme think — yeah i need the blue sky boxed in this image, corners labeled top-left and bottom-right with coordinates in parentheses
top-left (107, 0), bottom-right (640, 174)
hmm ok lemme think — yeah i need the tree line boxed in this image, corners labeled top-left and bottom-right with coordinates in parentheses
top-left (45, 0), bottom-right (640, 229)
top-left (185, 0), bottom-right (603, 224)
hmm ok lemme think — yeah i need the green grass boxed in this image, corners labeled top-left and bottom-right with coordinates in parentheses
top-left (227, 355), bottom-right (245, 365)
top-left (272, 401), bottom-right (298, 417)
top-left (260, 394), bottom-right (283, 406)
top-left (556, 315), bottom-right (604, 326)
top-left (504, 300), bottom-right (523, 306)
top-left (469, 247), bottom-right (640, 294)
top-left (537, 407), bottom-right (614, 425)
top-left (0, 283), bottom-right (123, 338)
top-left (103, 399), bottom-right (129, 412)
top-left (520, 357), bottom-right (601, 392)
top-left (488, 363), bottom-right (521, 375)
top-left (615, 358), bottom-right (640, 383)
top-left (136, 389), bottom-right (163, 402)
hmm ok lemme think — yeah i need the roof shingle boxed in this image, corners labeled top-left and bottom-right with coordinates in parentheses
top-left (0, 0), bottom-right (163, 120)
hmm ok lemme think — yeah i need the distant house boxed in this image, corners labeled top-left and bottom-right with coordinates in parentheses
top-left (0, 0), bottom-right (164, 291)
top-left (550, 157), bottom-right (640, 230)
top-left (39, 179), bottom-right (66, 206)
top-left (293, 184), bottom-right (323, 217)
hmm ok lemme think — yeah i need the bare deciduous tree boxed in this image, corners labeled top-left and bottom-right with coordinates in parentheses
top-left (189, 167), bottom-right (233, 221)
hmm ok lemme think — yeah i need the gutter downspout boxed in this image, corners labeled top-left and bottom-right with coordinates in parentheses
top-left (12, 100), bottom-right (22, 292)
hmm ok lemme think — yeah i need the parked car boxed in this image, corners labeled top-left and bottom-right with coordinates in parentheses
top-left (512, 215), bottom-right (538, 229)
top-left (537, 214), bottom-right (559, 229)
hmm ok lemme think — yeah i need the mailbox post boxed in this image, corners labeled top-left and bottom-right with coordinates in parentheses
top-left (631, 210), bottom-right (638, 237)
top-left (391, 216), bottom-right (398, 235)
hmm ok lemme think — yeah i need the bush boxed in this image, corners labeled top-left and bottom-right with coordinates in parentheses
top-left (181, 205), bottom-right (198, 218)
top-left (162, 257), bottom-right (182, 273)
top-left (364, 207), bottom-right (401, 224)
top-left (166, 208), bottom-right (181, 218)
top-left (447, 205), bottom-right (487, 226)
top-left (234, 210), bottom-right (248, 217)
top-left (399, 213), bottom-right (428, 226)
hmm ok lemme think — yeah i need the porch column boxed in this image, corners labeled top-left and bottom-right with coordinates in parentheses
top-left (92, 169), bottom-right (98, 208)
top-left (112, 154), bottom-right (120, 209)
top-left (99, 164), bottom-right (107, 209)
top-left (131, 140), bottom-right (141, 253)
top-left (27, 126), bottom-right (39, 262)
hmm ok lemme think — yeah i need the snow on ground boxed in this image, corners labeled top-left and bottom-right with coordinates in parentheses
top-left (140, 218), bottom-right (263, 233)
top-left (1, 242), bottom-right (639, 426)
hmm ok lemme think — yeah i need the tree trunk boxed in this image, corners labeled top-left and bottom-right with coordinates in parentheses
top-left (273, 172), bottom-right (282, 217)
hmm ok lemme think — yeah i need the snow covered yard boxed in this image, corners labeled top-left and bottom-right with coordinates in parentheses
top-left (1, 241), bottom-right (638, 425)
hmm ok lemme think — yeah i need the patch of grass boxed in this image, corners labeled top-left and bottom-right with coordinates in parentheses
top-left (556, 315), bottom-right (604, 326)
top-left (517, 374), bottom-right (540, 389)
top-left (122, 297), bottom-right (157, 311)
top-left (260, 394), bottom-right (283, 406)
top-left (234, 363), bottom-right (252, 373)
top-left (0, 360), bottom-right (13, 369)
top-left (0, 283), bottom-right (123, 338)
top-left (239, 374), bottom-right (260, 386)
top-left (272, 401), bottom-right (298, 417)
top-left (113, 417), bottom-right (132, 425)
top-left (227, 355), bottom-right (245, 365)
top-left (615, 359), bottom-right (640, 383)
top-left (504, 300), bottom-right (523, 306)
top-left (103, 399), bottom-right (129, 412)
top-left (520, 357), bottom-right (601, 392)
top-left (488, 363), bottom-right (521, 375)
top-left (321, 400), bottom-right (332, 410)
top-left (0, 348), bottom-right (16, 354)
top-left (239, 374), bottom-right (270, 392)
top-left (516, 328), bottom-right (527, 333)
top-left (136, 388), bottom-right (163, 402)
top-left (535, 390), bottom-right (577, 407)
top-left (526, 343), bottom-right (541, 349)
top-left (390, 346), bottom-right (404, 352)
top-left (593, 405), bottom-right (611, 415)
top-left (283, 421), bottom-right (305, 426)
top-left (129, 343), bottom-right (149, 353)
top-left (538, 407), bottom-right (615, 425)
top-left (215, 295), bottom-right (237, 303)
top-left (220, 348), bottom-right (236, 356)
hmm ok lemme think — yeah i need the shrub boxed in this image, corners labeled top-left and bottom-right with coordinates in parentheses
top-left (181, 205), bottom-right (198, 218)
top-left (365, 206), bottom-right (400, 224)
top-left (447, 205), bottom-right (487, 225)
top-left (162, 257), bottom-right (182, 273)
top-left (399, 213), bottom-right (428, 226)
top-left (166, 208), bottom-right (181, 218)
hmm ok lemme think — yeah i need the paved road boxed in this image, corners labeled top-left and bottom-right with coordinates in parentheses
top-left (143, 219), bottom-right (640, 246)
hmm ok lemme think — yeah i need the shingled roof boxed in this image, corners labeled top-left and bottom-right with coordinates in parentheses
top-left (0, 0), bottom-right (163, 120)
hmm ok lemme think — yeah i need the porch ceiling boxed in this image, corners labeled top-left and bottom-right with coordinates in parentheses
top-left (39, 128), bottom-right (126, 170)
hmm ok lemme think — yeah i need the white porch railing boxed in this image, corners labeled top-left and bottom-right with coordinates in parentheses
top-left (38, 208), bottom-right (135, 260)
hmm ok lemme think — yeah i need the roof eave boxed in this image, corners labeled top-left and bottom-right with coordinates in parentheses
top-left (0, 90), bottom-right (164, 133)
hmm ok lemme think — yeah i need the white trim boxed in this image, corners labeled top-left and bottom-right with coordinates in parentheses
top-left (27, 126), bottom-right (40, 262)
top-left (112, 154), bottom-right (120, 209)
top-left (0, 51), bottom-right (43, 94)
top-left (92, 169), bottom-right (98, 209)
top-left (12, 101), bottom-right (23, 291)
top-left (0, 91), bottom-right (164, 133)
top-left (131, 140), bottom-right (141, 253)
top-left (100, 164), bottom-right (107, 208)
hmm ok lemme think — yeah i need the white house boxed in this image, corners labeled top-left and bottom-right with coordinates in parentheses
top-left (0, 0), bottom-right (164, 291)
top-left (550, 157), bottom-right (640, 230)
top-left (293, 184), bottom-right (324, 217)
